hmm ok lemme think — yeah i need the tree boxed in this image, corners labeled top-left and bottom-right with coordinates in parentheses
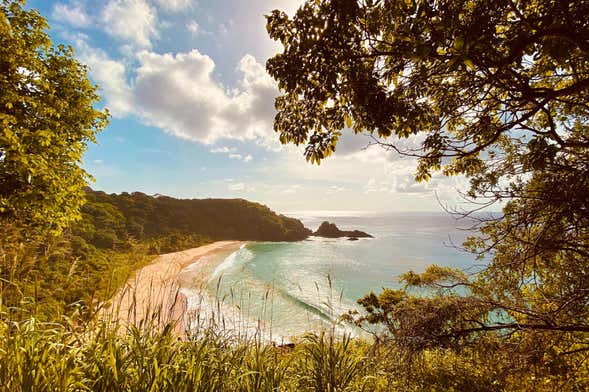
top-left (0, 0), bottom-right (108, 235)
top-left (267, 0), bottom-right (589, 384)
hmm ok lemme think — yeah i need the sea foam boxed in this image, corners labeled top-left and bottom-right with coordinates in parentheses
top-left (209, 243), bottom-right (252, 281)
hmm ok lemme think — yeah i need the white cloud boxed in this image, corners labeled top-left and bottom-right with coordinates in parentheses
top-left (360, 159), bottom-right (469, 200)
top-left (101, 0), bottom-right (158, 48)
top-left (227, 182), bottom-right (254, 192)
top-left (210, 146), bottom-right (237, 154)
top-left (228, 182), bottom-right (244, 191)
top-left (153, 0), bottom-right (195, 12)
top-left (130, 50), bottom-right (277, 144)
top-left (52, 2), bottom-right (91, 28)
top-left (66, 12), bottom-right (283, 145)
top-left (429, 175), bottom-right (470, 202)
top-left (359, 160), bottom-right (432, 195)
top-left (210, 147), bottom-right (253, 162)
top-left (364, 178), bottom-right (378, 194)
top-left (218, 20), bottom-right (235, 36)
top-left (342, 134), bottom-right (426, 162)
top-left (186, 20), bottom-right (203, 35)
top-left (73, 41), bottom-right (277, 145)
top-left (72, 39), bottom-right (133, 117)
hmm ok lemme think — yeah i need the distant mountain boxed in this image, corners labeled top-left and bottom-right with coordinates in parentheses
top-left (313, 221), bottom-right (373, 239)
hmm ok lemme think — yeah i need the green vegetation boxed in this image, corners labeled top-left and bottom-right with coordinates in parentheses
top-left (3, 315), bottom-right (587, 391)
top-left (3, 318), bottom-right (577, 392)
top-left (0, 0), bottom-right (108, 236)
top-left (267, 0), bottom-right (589, 387)
top-left (0, 0), bottom-right (115, 321)
top-left (1, 187), bottom-right (311, 320)
top-left (81, 189), bottom-right (311, 246)
top-left (0, 220), bottom-right (154, 321)
top-left (1, 0), bottom-right (588, 390)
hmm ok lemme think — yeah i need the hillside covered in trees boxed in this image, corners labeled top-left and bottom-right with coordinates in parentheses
top-left (78, 189), bottom-right (311, 253)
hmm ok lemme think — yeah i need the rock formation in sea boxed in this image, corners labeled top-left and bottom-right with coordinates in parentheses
top-left (313, 221), bottom-right (373, 239)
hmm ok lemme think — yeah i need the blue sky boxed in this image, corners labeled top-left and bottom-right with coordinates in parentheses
top-left (28, 0), bottom-right (468, 213)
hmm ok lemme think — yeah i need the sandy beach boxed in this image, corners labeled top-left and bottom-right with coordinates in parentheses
top-left (104, 241), bottom-right (245, 336)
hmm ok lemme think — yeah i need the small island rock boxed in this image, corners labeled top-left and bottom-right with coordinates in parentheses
top-left (313, 221), bottom-right (373, 238)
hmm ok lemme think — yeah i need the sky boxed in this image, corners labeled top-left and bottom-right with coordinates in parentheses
top-left (28, 0), bottom-right (469, 213)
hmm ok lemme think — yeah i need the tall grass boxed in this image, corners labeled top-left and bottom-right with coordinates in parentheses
top-left (0, 314), bottom-right (384, 391)
top-left (3, 308), bottom-right (584, 390)
top-left (0, 267), bottom-right (379, 391)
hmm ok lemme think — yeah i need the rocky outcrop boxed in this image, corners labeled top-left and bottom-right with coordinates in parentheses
top-left (313, 221), bottom-right (373, 239)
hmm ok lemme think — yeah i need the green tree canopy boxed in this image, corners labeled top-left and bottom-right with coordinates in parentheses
top-left (267, 0), bottom-right (588, 176)
top-left (267, 0), bottom-right (589, 382)
top-left (0, 0), bottom-right (108, 235)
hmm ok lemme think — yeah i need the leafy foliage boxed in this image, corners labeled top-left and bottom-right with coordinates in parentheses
top-left (266, 0), bottom-right (589, 177)
top-left (80, 189), bottom-right (311, 245)
top-left (267, 0), bottom-right (589, 384)
top-left (0, 0), bottom-right (108, 235)
top-left (0, 220), bottom-right (153, 321)
top-left (2, 0), bottom-right (588, 389)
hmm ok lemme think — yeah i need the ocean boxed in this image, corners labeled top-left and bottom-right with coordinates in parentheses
top-left (183, 211), bottom-right (484, 341)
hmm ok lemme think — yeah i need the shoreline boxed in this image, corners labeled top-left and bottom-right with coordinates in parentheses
top-left (103, 241), bottom-right (246, 337)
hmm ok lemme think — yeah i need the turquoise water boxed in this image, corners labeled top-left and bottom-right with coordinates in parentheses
top-left (202, 212), bottom-right (482, 339)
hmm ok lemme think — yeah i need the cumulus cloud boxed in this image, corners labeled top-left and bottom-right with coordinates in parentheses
top-left (361, 159), bottom-right (469, 201)
top-left (364, 178), bottom-right (391, 194)
top-left (82, 46), bottom-right (277, 145)
top-left (134, 50), bottom-right (228, 141)
top-left (383, 160), bottom-right (430, 194)
top-left (52, 1), bottom-right (91, 28)
top-left (101, 0), bottom-right (158, 48)
top-left (73, 39), bottom-right (133, 117)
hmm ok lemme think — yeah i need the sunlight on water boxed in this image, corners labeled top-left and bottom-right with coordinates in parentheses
top-left (181, 212), bottom-right (482, 341)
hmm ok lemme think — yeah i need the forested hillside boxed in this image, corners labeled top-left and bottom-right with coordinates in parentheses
top-left (78, 189), bottom-right (311, 251)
